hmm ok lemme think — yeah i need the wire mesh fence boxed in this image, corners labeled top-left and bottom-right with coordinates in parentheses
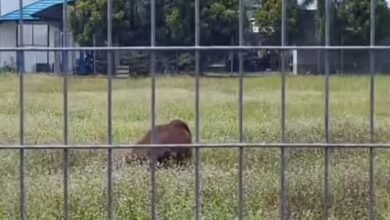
top-left (0, 0), bottom-right (389, 219)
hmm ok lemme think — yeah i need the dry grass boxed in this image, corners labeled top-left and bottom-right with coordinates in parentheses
top-left (0, 73), bottom-right (390, 219)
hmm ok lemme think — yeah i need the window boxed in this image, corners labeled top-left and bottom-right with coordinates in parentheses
top-left (18, 23), bottom-right (48, 46)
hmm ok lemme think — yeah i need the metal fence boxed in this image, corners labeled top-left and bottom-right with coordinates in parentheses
top-left (0, 0), bottom-right (389, 220)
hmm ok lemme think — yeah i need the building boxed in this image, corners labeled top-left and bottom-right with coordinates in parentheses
top-left (0, 0), bottom-right (75, 73)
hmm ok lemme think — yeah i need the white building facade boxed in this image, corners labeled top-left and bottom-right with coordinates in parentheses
top-left (0, 0), bottom-right (75, 73)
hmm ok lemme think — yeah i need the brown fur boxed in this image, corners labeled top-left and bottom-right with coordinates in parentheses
top-left (125, 119), bottom-right (192, 167)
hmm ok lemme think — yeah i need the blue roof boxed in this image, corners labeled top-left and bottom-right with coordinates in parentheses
top-left (0, 0), bottom-right (74, 21)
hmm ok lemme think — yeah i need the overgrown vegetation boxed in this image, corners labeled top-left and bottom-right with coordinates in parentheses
top-left (68, 0), bottom-right (390, 75)
top-left (69, 0), bottom-right (250, 74)
top-left (0, 74), bottom-right (390, 219)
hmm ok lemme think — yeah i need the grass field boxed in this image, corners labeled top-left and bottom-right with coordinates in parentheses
top-left (0, 73), bottom-right (390, 220)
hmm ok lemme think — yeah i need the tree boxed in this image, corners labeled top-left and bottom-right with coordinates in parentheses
top-left (69, 0), bottom-right (247, 74)
top-left (254, 0), bottom-right (303, 45)
top-left (255, 0), bottom-right (390, 74)
top-left (299, 0), bottom-right (390, 45)
top-left (334, 0), bottom-right (390, 45)
top-left (69, 0), bottom-right (150, 46)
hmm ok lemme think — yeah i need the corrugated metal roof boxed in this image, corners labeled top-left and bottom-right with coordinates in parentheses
top-left (0, 0), bottom-right (73, 21)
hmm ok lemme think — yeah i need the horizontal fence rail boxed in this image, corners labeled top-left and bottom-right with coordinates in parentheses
top-left (2, 45), bottom-right (390, 52)
top-left (1, 143), bottom-right (390, 150)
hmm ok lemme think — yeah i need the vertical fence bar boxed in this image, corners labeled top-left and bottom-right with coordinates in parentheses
top-left (324, 0), bottom-right (331, 218)
top-left (150, 0), bottom-right (157, 219)
top-left (107, 0), bottom-right (113, 219)
top-left (280, 0), bottom-right (287, 219)
top-left (18, 0), bottom-right (26, 219)
top-left (369, 0), bottom-right (376, 219)
top-left (62, 0), bottom-right (69, 219)
top-left (93, 34), bottom-right (97, 75)
top-left (238, 0), bottom-right (244, 219)
top-left (194, 0), bottom-right (201, 218)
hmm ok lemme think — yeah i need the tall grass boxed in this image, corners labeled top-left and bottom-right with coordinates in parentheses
top-left (0, 73), bottom-right (390, 219)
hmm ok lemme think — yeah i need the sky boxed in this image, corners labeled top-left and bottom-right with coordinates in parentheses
top-left (0, 0), bottom-right (37, 16)
top-left (1, 0), bottom-right (390, 16)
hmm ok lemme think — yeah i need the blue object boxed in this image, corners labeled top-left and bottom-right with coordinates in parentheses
top-left (76, 51), bottom-right (94, 75)
top-left (0, 0), bottom-right (74, 21)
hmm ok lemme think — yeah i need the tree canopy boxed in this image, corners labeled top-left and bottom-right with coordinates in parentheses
top-left (254, 0), bottom-right (390, 45)
top-left (68, 0), bottom-right (246, 47)
top-left (69, 0), bottom-right (390, 46)
top-left (254, 0), bottom-right (302, 45)
top-left (69, 0), bottom-right (251, 73)
top-left (68, 0), bottom-right (390, 74)
top-left (333, 0), bottom-right (390, 45)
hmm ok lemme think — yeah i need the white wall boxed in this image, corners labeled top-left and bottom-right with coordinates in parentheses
top-left (0, 22), bottom-right (65, 73)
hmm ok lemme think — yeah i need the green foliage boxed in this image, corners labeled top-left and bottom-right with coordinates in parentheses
top-left (200, 0), bottom-right (240, 46)
top-left (255, 0), bottom-right (282, 35)
top-left (255, 0), bottom-right (390, 45)
top-left (333, 0), bottom-right (390, 45)
top-left (254, 0), bottom-right (303, 44)
top-left (69, 0), bottom-right (248, 73)
top-left (0, 66), bottom-right (16, 74)
top-left (68, 0), bottom-right (108, 46)
top-left (69, 0), bottom-right (245, 47)
top-left (303, 0), bottom-right (390, 44)
top-left (176, 53), bottom-right (195, 71)
top-left (127, 52), bottom-right (150, 76)
top-left (68, 0), bottom-right (390, 75)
